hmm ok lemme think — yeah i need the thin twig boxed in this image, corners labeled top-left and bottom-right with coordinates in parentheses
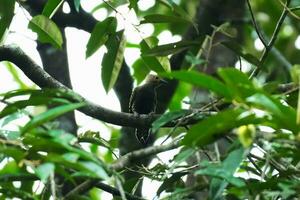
top-left (277, 0), bottom-right (300, 20)
top-left (64, 179), bottom-right (145, 200)
top-left (64, 141), bottom-right (179, 199)
top-left (250, 0), bottom-right (292, 78)
top-left (116, 177), bottom-right (127, 200)
top-left (246, 0), bottom-right (268, 47)
top-left (50, 171), bottom-right (57, 200)
top-left (110, 140), bottom-right (180, 171)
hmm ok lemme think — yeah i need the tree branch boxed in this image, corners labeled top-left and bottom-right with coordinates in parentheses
top-left (110, 140), bottom-right (180, 171)
top-left (64, 140), bottom-right (179, 199)
top-left (0, 45), bottom-right (201, 128)
top-left (250, 0), bottom-right (292, 78)
top-left (64, 179), bottom-right (145, 200)
top-left (246, 0), bottom-right (268, 47)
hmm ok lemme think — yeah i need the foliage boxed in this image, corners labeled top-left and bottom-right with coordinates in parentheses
top-left (0, 0), bottom-right (300, 199)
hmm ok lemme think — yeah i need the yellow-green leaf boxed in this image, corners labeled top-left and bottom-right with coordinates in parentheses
top-left (28, 15), bottom-right (63, 49)
top-left (101, 30), bottom-right (126, 93)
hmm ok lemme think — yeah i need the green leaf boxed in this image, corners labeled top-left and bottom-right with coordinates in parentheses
top-left (217, 68), bottom-right (255, 101)
top-left (35, 163), bottom-right (55, 183)
top-left (86, 17), bottom-right (117, 58)
top-left (2, 88), bottom-right (82, 102)
top-left (168, 82), bottom-right (192, 111)
top-left (0, 111), bottom-right (24, 127)
top-left (101, 30), bottom-right (126, 93)
top-left (185, 52), bottom-right (206, 66)
top-left (0, 97), bottom-right (71, 119)
top-left (49, 130), bottom-right (77, 145)
top-left (21, 102), bottom-right (85, 134)
top-left (207, 147), bottom-right (245, 199)
top-left (157, 172), bottom-right (186, 195)
top-left (162, 70), bottom-right (231, 99)
top-left (128, 0), bottom-right (138, 13)
top-left (78, 161), bottom-right (108, 179)
top-left (173, 148), bottom-right (195, 163)
top-left (0, 0), bottom-right (15, 43)
top-left (74, 0), bottom-right (81, 12)
top-left (0, 161), bottom-right (20, 175)
top-left (42, 0), bottom-right (64, 18)
top-left (0, 146), bottom-right (25, 162)
top-left (140, 37), bottom-right (171, 73)
top-left (141, 14), bottom-right (192, 25)
top-left (5, 61), bottom-right (29, 89)
top-left (182, 109), bottom-right (242, 146)
top-left (132, 58), bottom-right (150, 84)
top-left (290, 64), bottom-right (300, 84)
top-left (0, 130), bottom-right (20, 140)
top-left (28, 15), bottom-right (63, 49)
top-left (246, 93), bottom-right (297, 132)
top-left (218, 68), bottom-right (252, 88)
top-left (221, 41), bottom-right (260, 67)
top-left (62, 153), bottom-right (80, 163)
top-left (152, 110), bottom-right (190, 133)
top-left (237, 125), bottom-right (256, 148)
top-left (141, 41), bottom-right (200, 57)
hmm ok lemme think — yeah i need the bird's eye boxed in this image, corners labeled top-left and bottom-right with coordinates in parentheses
top-left (156, 77), bottom-right (159, 79)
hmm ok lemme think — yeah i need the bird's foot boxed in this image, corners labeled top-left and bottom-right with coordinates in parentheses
top-left (148, 111), bottom-right (156, 116)
top-left (133, 111), bottom-right (139, 117)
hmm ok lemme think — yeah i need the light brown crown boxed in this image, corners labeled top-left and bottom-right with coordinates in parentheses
top-left (145, 74), bottom-right (161, 84)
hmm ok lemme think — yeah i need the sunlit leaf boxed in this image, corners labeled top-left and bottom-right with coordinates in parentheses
top-left (4, 61), bottom-right (30, 89)
top-left (0, 146), bottom-right (25, 162)
top-left (78, 161), bottom-right (108, 179)
top-left (0, 0), bottom-right (15, 43)
top-left (237, 124), bottom-right (256, 148)
top-left (140, 37), bottom-right (171, 73)
top-left (101, 30), bottom-right (126, 93)
top-left (128, 0), bottom-right (138, 13)
top-left (0, 160), bottom-right (20, 175)
top-left (157, 172), bottom-right (186, 195)
top-left (35, 163), bottom-right (55, 183)
top-left (141, 41), bottom-right (200, 57)
top-left (162, 70), bottom-right (231, 99)
top-left (168, 82), bottom-right (192, 111)
top-left (183, 109), bottom-right (263, 147)
top-left (42, 0), bottom-right (64, 18)
top-left (21, 102), bottom-right (85, 134)
top-left (28, 15), bottom-right (63, 49)
top-left (217, 68), bottom-right (256, 101)
top-left (207, 147), bottom-right (245, 199)
top-left (152, 110), bottom-right (190, 133)
top-left (86, 17), bottom-right (117, 58)
top-left (132, 58), bottom-right (150, 84)
top-left (74, 0), bottom-right (81, 12)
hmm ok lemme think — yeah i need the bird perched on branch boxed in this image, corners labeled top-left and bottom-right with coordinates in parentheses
top-left (129, 74), bottom-right (166, 144)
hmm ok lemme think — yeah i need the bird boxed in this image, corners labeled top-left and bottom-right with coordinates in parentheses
top-left (129, 74), bottom-right (166, 144)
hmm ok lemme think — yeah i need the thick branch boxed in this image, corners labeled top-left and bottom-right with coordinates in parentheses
top-left (0, 45), bottom-right (200, 128)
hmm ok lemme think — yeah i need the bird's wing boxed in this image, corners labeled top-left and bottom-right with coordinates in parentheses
top-left (129, 87), bottom-right (138, 113)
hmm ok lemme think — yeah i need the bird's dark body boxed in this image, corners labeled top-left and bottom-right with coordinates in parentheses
top-left (129, 75), bottom-right (163, 144)
top-left (131, 84), bottom-right (156, 114)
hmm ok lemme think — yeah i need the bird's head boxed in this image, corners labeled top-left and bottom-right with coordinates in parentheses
top-left (145, 74), bottom-right (167, 85)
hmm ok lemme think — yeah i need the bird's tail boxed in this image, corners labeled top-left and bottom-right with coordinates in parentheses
top-left (135, 128), bottom-right (151, 145)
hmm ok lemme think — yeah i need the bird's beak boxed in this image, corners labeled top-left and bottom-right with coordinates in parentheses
top-left (160, 79), bottom-right (168, 84)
